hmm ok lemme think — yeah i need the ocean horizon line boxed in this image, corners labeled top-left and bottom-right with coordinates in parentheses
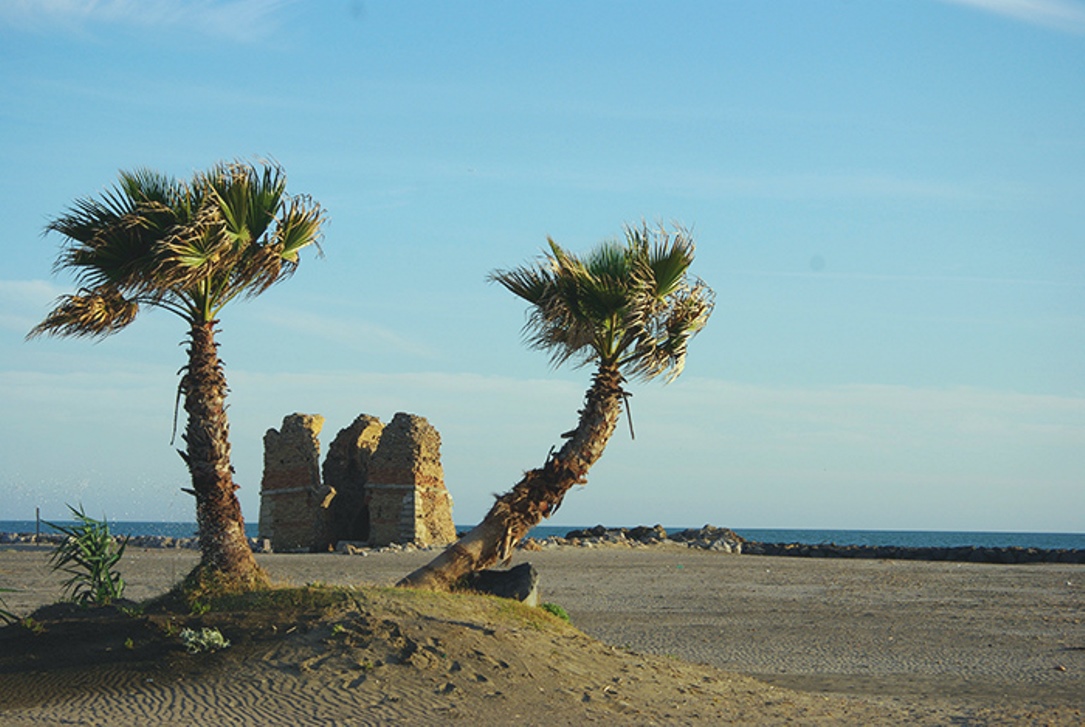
top-left (2, 520), bottom-right (1082, 550)
top-left (3, 518), bottom-right (1082, 536)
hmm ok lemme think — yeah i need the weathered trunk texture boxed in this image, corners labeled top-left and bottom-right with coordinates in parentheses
top-left (182, 321), bottom-right (267, 587)
top-left (398, 365), bottom-right (625, 591)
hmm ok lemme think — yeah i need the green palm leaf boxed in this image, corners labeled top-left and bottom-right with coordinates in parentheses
top-left (33, 159), bottom-right (325, 334)
top-left (491, 223), bottom-right (714, 382)
top-left (276, 196), bottom-right (325, 264)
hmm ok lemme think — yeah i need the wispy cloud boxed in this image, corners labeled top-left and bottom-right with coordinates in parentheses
top-left (3, 362), bottom-right (1081, 528)
top-left (257, 308), bottom-right (438, 360)
top-left (727, 268), bottom-right (1078, 289)
top-left (667, 170), bottom-right (995, 204)
top-left (0, 0), bottom-right (299, 42)
top-left (0, 279), bottom-right (62, 333)
top-left (939, 0), bottom-right (1085, 34)
top-left (456, 160), bottom-right (1001, 205)
top-left (0, 279), bottom-right (60, 303)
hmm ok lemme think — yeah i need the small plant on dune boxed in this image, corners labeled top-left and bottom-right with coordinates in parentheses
top-left (45, 504), bottom-right (128, 606)
top-left (119, 602), bottom-right (143, 617)
top-left (21, 617), bottom-right (45, 634)
top-left (540, 602), bottom-right (570, 622)
top-left (159, 619), bottom-right (182, 638)
top-left (179, 627), bottom-right (230, 654)
top-left (188, 600), bottom-right (211, 616)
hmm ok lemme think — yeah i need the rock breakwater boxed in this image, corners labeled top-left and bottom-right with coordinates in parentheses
top-left (521, 524), bottom-right (745, 553)
top-left (0, 532), bottom-right (274, 553)
top-left (520, 525), bottom-right (1085, 564)
top-left (741, 541), bottom-right (1085, 564)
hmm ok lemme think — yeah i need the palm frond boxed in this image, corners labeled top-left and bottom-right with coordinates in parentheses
top-left (119, 168), bottom-right (180, 207)
top-left (34, 160), bottom-right (324, 337)
top-left (489, 265), bottom-right (550, 305)
top-left (200, 161), bottom-right (286, 249)
top-left (275, 195), bottom-right (325, 264)
top-left (622, 277), bottom-right (715, 383)
top-left (583, 239), bottom-right (632, 279)
top-left (493, 223), bottom-right (714, 383)
top-left (648, 231), bottom-right (695, 299)
top-left (27, 287), bottom-right (140, 340)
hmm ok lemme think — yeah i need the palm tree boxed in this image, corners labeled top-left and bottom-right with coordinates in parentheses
top-left (399, 223), bottom-right (714, 590)
top-left (29, 160), bottom-right (324, 590)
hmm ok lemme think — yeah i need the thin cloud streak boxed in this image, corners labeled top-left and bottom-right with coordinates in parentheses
top-left (939, 0), bottom-right (1085, 33)
top-left (431, 161), bottom-right (1001, 204)
top-left (257, 308), bottom-right (438, 360)
top-left (3, 366), bottom-right (1080, 528)
top-left (0, 279), bottom-right (62, 302)
top-left (727, 269), bottom-right (1079, 288)
top-left (0, 0), bottom-right (299, 41)
top-left (0, 279), bottom-right (64, 333)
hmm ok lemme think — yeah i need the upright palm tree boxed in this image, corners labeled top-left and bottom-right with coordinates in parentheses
top-left (400, 223), bottom-right (714, 590)
top-left (30, 160), bottom-right (324, 590)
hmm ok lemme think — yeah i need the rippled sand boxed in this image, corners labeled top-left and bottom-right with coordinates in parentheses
top-left (1, 544), bottom-right (1082, 724)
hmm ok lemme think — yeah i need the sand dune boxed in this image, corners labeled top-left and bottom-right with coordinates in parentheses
top-left (1, 544), bottom-right (1082, 724)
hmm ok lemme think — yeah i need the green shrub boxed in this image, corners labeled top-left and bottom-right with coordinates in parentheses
top-left (179, 627), bottom-right (230, 653)
top-left (45, 504), bottom-right (128, 606)
top-left (540, 602), bottom-right (570, 621)
top-left (21, 617), bottom-right (45, 634)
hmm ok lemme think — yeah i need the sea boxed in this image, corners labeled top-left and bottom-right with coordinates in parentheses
top-left (2, 520), bottom-right (1083, 550)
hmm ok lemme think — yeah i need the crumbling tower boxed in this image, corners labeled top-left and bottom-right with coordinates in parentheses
top-left (258, 411), bottom-right (456, 551)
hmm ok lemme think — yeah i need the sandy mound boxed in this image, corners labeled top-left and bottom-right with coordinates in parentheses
top-left (0, 590), bottom-right (928, 724)
top-left (1, 584), bottom-right (1080, 726)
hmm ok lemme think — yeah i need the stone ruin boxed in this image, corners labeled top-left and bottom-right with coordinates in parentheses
top-left (258, 412), bottom-right (457, 552)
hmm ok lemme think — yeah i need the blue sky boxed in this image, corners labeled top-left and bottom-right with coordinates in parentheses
top-left (1, 0), bottom-right (1082, 533)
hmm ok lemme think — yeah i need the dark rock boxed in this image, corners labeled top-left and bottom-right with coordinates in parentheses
top-left (461, 562), bottom-right (539, 606)
top-left (565, 525), bottom-right (612, 539)
top-left (628, 524), bottom-right (668, 543)
top-left (250, 537), bottom-right (273, 553)
top-left (671, 525), bottom-right (745, 544)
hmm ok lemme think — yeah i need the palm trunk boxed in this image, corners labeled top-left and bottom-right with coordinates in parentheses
top-left (181, 321), bottom-right (267, 589)
top-left (398, 364), bottom-right (625, 591)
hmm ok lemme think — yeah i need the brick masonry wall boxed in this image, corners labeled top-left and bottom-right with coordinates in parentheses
top-left (258, 413), bottom-right (325, 552)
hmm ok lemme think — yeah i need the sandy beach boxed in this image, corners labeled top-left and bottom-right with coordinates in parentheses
top-left (1, 543), bottom-right (1082, 724)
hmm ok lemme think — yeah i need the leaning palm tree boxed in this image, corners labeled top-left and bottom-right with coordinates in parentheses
top-left (399, 223), bottom-right (714, 590)
top-left (29, 160), bottom-right (324, 591)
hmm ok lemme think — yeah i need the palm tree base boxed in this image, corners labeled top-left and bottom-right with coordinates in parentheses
top-left (180, 562), bottom-right (272, 606)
